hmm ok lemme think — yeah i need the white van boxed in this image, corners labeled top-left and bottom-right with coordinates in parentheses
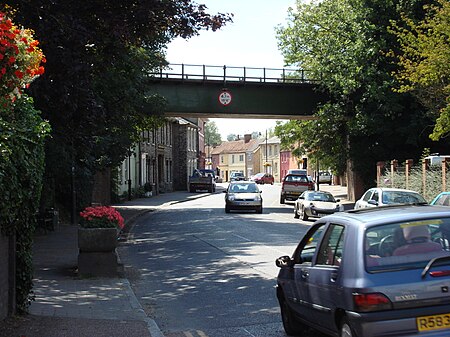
top-left (424, 155), bottom-right (450, 166)
top-left (287, 169), bottom-right (307, 175)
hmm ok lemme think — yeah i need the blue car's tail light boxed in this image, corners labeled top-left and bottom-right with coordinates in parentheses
top-left (353, 292), bottom-right (393, 312)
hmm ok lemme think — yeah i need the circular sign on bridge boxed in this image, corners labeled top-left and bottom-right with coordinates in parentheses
top-left (218, 91), bottom-right (232, 106)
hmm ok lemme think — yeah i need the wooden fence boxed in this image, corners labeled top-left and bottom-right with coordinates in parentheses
top-left (377, 158), bottom-right (450, 202)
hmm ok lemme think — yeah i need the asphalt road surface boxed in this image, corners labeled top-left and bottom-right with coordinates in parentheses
top-left (119, 183), bottom-right (327, 337)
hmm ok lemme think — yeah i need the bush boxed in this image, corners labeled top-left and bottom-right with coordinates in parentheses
top-left (0, 96), bottom-right (50, 312)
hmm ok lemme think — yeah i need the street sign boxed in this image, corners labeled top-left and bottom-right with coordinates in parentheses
top-left (218, 91), bottom-right (232, 106)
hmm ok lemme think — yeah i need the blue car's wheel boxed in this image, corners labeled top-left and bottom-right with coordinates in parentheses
top-left (340, 318), bottom-right (356, 337)
top-left (280, 297), bottom-right (306, 336)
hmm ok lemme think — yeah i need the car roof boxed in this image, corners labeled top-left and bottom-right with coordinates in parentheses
top-left (305, 190), bottom-right (332, 195)
top-left (229, 181), bottom-right (254, 184)
top-left (369, 187), bottom-right (421, 193)
top-left (322, 205), bottom-right (450, 229)
top-left (436, 191), bottom-right (450, 195)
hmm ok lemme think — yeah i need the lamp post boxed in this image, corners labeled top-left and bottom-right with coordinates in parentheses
top-left (265, 129), bottom-right (268, 174)
top-left (128, 150), bottom-right (132, 201)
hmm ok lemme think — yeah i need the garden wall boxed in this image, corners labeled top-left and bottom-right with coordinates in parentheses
top-left (0, 234), bottom-right (15, 320)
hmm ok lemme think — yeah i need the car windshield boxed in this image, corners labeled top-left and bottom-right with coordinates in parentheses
top-left (382, 191), bottom-right (426, 204)
top-left (285, 175), bottom-right (308, 183)
top-left (365, 217), bottom-right (450, 273)
top-left (433, 194), bottom-right (450, 206)
top-left (254, 173), bottom-right (264, 178)
top-left (306, 192), bottom-right (335, 202)
top-left (230, 184), bottom-right (258, 193)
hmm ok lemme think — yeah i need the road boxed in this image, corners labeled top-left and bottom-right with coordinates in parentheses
top-left (118, 183), bottom-right (326, 337)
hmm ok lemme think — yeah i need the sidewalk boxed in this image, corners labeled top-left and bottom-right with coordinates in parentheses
top-left (0, 185), bottom-right (351, 337)
top-left (319, 184), bottom-right (355, 210)
top-left (0, 191), bottom-right (201, 337)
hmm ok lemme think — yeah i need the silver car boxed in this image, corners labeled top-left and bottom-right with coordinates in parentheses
top-left (276, 205), bottom-right (450, 336)
top-left (318, 171), bottom-right (333, 185)
top-left (354, 187), bottom-right (427, 209)
top-left (224, 181), bottom-right (262, 213)
top-left (294, 190), bottom-right (344, 221)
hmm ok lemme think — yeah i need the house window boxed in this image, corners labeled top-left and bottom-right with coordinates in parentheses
top-left (221, 155), bottom-right (224, 164)
top-left (269, 146), bottom-right (272, 156)
top-left (232, 155), bottom-right (235, 164)
top-left (239, 154), bottom-right (244, 162)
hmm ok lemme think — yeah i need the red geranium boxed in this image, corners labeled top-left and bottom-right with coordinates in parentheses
top-left (79, 206), bottom-right (125, 230)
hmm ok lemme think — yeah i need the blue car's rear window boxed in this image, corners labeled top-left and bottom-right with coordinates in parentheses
top-left (365, 218), bottom-right (450, 272)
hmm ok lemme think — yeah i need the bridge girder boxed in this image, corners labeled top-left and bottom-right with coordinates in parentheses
top-left (148, 79), bottom-right (327, 119)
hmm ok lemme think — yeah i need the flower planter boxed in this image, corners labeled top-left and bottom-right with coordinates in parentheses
top-left (78, 227), bottom-right (118, 252)
top-left (78, 227), bottom-right (118, 277)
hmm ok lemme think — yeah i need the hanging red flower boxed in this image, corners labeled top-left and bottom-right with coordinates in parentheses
top-left (0, 12), bottom-right (45, 108)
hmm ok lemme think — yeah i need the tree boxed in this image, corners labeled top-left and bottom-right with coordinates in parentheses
top-left (276, 0), bottom-right (436, 188)
top-left (205, 120), bottom-right (222, 146)
top-left (3, 1), bottom-right (232, 214)
top-left (389, 0), bottom-right (450, 141)
top-left (227, 133), bottom-right (237, 141)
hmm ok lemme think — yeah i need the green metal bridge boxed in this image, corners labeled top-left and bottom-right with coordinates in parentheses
top-left (148, 64), bottom-right (327, 119)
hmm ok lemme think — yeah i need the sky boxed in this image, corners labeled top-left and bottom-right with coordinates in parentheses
top-left (166, 0), bottom-right (296, 140)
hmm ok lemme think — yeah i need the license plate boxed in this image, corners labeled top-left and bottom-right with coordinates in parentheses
top-left (417, 313), bottom-right (450, 331)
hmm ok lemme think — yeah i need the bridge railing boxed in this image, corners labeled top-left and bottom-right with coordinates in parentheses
top-left (150, 63), bottom-right (317, 84)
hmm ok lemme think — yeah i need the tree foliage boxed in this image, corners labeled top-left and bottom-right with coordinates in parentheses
top-left (389, 0), bottom-right (450, 141)
top-left (275, 0), bottom-right (437, 187)
top-left (3, 1), bottom-right (232, 214)
top-left (204, 120), bottom-right (222, 146)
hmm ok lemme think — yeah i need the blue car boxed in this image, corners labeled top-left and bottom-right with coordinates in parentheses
top-left (431, 192), bottom-right (450, 206)
top-left (276, 205), bottom-right (450, 336)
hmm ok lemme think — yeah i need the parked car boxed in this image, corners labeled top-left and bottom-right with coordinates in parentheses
top-left (294, 190), bottom-right (343, 220)
top-left (354, 187), bottom-right (426, 209)
top-left (276, 204), bottom-right (450, 337)
top-left (431, 192), bottom-right (450, 206)
top-left (230, 171), bottom-right (245, 182)
top-left (318, 171), bottom-right (332, 185)
top-left (252, 172), bottom-right (274, 185)
top-left (224, 181), bottom-right (262, 213)
top-left (280, 174), bottom-right (314, 204)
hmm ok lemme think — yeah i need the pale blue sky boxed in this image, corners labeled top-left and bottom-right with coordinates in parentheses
top-left (166, 1), bottom-right (296, 140)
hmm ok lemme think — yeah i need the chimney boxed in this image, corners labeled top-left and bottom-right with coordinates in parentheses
top-left (244, 134), bottom-right (251, 143)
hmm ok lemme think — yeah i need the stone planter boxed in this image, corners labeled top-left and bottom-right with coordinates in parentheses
top-left (78, 227), bottom-right (118, 277)
top-left (78, 227), bottom-right (118, 252)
